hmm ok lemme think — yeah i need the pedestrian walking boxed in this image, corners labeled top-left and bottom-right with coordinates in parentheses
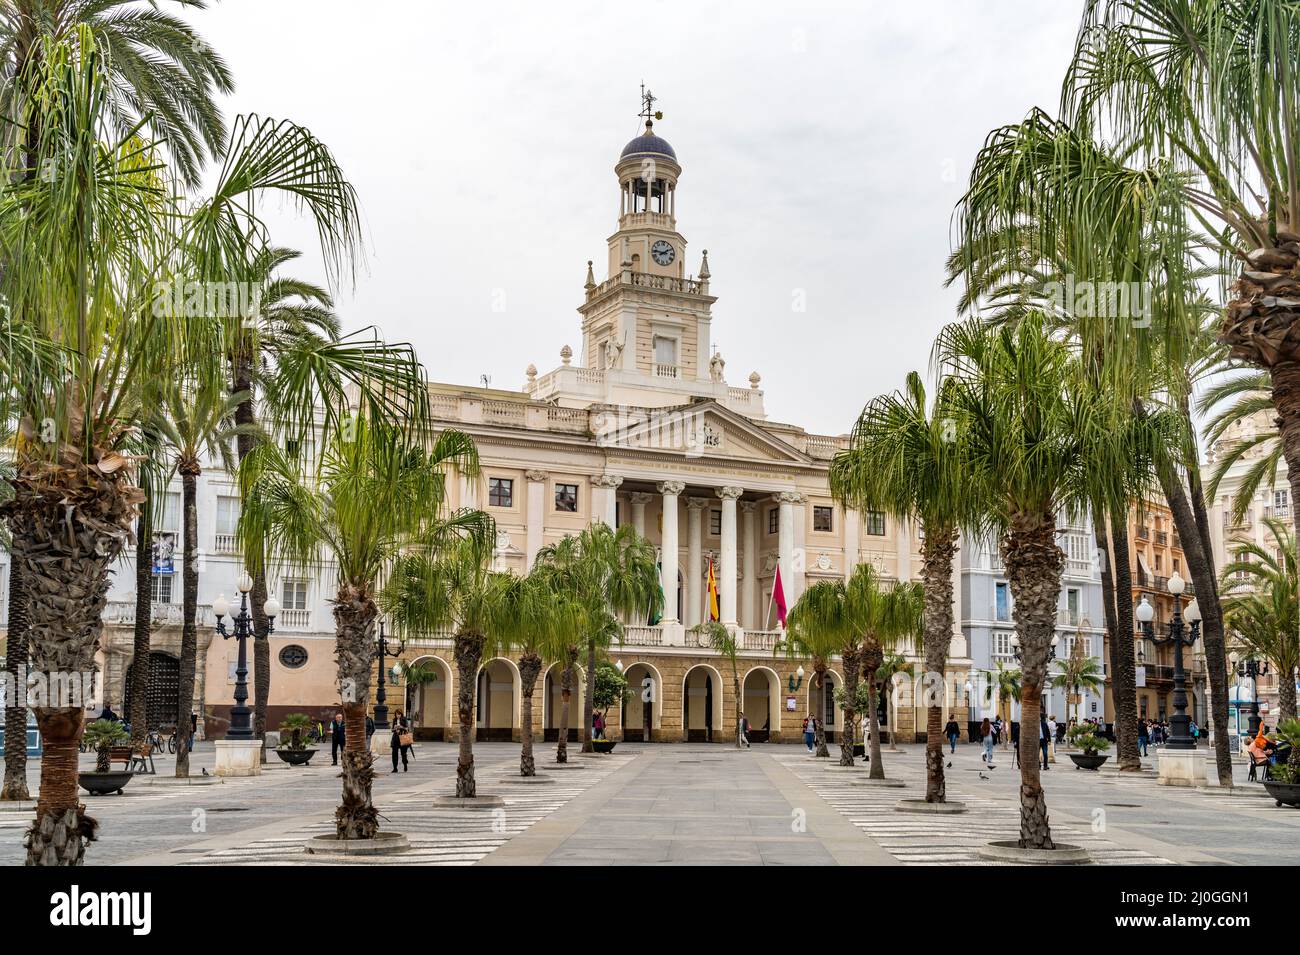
top-left (1137, 718), bottom-right (1149, 756)
top-left (330, 711), bottom-right (345, 766)
top-left (738, 712), bottom-right (750, 748)
top-left (802, 715), bottom-right (815, 752)
top-left (391, 710), bottom-right (411, 772)
top-left (980, 717), bottom-right (995, 766)
top-left (945, 716), bottom-right (960, 754)
top-left (1039, 713), bottom-right (1051, 769)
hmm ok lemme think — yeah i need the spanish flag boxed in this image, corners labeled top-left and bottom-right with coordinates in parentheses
top-left (706, 557), bottom-right (720, 622)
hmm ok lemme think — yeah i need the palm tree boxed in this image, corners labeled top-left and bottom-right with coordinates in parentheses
top-left (533, 524), bottom-right (660, 754)
top-left (1051, 637), bottom-right (1105, 726)
top-left (1221, 518), bottom-right (1300, 722)
top-left (830, 371), bottom-right (981, 799)
top-left (981, 661), bottom-right (1023, 738)
top-left (498, 571), bottom-right (580, 776)
top-left (0, 0), bottom-right (233, 185)
top-left (153, 377), bottom-right (246, 776)
top-left (1065, 0), bottom-right (1300, 782)
top-left (876, 652), bottom-right (912, 753)
top-left (0, 450), bottom-right (30, 801)
top-left (782, 581), bottom-right (844, 759)
top-left (241, 417), bottom-right (485, 830)
top-left (226, 248), bottom-right (429, 760)
top-left (855, 571), bottom-right (924, 780)
top-left (947, 107), bottom-right (1214, 778)
top-left (939, 315), bottom-right (1112, 849)
top-left (383, 535), bottom-right (521, 798)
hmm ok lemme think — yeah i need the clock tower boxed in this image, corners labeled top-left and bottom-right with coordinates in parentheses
top-left (575, 88), bottom-right (718, 390)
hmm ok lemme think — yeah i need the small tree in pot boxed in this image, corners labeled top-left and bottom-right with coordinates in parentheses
top-left (83, 720), bottom-right (128, 774)
top-left (1065, 723), bottom-right (1110, 770)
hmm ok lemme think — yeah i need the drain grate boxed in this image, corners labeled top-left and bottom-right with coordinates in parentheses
top-left (1104, 803), bottom-right (1143, 808)
top-left (205, 807), bottom-right (250, 813)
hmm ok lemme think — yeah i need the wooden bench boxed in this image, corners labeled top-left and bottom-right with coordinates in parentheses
top-left (108, 744), bottom-right (156, 775)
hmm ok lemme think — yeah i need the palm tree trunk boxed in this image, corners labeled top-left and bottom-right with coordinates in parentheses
top-left (866, 677), bottom-right (885, 779)
top-left (921, 525), bottom-right (957, 801)
top-left (581, 638), bottom-right (597, 752)
top-left (1280, 677), bottom-right (1297, 723)
top-left (334, 586), bottom-right (378, 836)
top-left (557, 648), bottom-right (576, 762)
top-left (10, 462), bottom-right (136, 865)
top-left (1003, 511), bottom-right (1062, 850)
top-left (1107, 513), bottom-right (1142, 772)
top-left (129, 488), bottom-right (152, 756)
top-left (454, 631), bottom-right (484, 796)
top-left (732, 669), bottom-right (742, 748)
top-left (1093, 508), bottom-right (1121, 753)
top-left (1, 551), bottom-right (31, 801)
top-left (813, 659), bottom-right (829, 757)
top-left (231, 348), bottom-right (271, 764)
top-left (518, 650), bottom-right (541, 776)
top-left (1155, 454), bottom-right (1233, 785)
top-left (838, 645), bottom-right (859, 766)
top-left (174, 469), bottom-right (199, 777)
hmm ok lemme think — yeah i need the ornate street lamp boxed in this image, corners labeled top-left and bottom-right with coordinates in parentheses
top-left (1136, 573), bottom-right (1200, 749)
top-left (213, 573), bottom-right (279, 741)
top-left (788, 665), bottom-right (804, 693)
top-left (372, 620), bottom-right (406, 731)
top-left (1233, 654), bottom-right (1269, 738)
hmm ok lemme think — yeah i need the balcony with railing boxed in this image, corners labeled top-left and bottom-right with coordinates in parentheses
top-left (653, 363), bottom-right (680, 379)
top-left (104, 600), bottom-right (214, 628)
top-left (277, 608), bottom-right (312, 631)
top-left (623, 626), bottom-right (663, 647)
top-left (743, 630), bottom-right (781, 651)
top-left (1265, 504), bottom-right (1291, 519)
top-left (214, 533), bottom-right (238, 554)
top-left (1156, 531), bottom-right (1168, 545)
top-left (1137, 525), bottom-right (1150, 540)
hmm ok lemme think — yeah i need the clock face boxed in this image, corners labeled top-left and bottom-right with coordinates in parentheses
top-left (651, 239), bottom-right (675, 266)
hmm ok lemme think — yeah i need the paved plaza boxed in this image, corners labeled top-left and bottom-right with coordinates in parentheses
top-left (1, 741), bottom-right (1296, 865)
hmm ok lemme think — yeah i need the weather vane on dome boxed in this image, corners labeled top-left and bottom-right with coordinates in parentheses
top-left (639, 82), bottom-right (663, 125)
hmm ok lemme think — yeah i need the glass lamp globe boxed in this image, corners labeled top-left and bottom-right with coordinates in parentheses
top-left (237, 572), bottom-right (253, 593)
top-left (615, 660), bottom-right (624, 672)
top-left (796, 665), bottom-right (805, 679)
top-left (1167, 572), bottom-right (1185, 595)
top-left (1185, 598), bottom-right (1201, 623)
top-left (263, 595), bottom-right (282, 619)
top-left (212, 593), bottom-right (229, 618)
top-left (1136, 597), bottom-right (1154, 623)
top-left (1051, 634), bottom-right (1060, 648)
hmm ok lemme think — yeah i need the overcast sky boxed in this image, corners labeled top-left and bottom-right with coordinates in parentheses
top-left (195, 1), bottom-right (1082, 436)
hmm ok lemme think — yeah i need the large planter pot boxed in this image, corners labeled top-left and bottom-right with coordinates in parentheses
top-left (592, 740), bottom-right (617, 754)
top-left (1069, 753), bottom-right (1109, 771)
top-left (1262, 780), bottom-right (1300, 808)
top-left (275, 747), bottom-right (318, 766)
top-left (79, 771), bottom-right (134, 796)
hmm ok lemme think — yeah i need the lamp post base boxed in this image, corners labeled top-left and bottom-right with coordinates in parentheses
top-left (370, 731), bottom-right (392, 756)
top-left (214, 739), bottom-right (264, 777)
top-left (1156, 747), bottom-right (1203, 787)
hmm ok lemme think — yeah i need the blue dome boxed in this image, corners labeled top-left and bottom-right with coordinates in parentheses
top-left (621, 131), bottom-right (676, 161)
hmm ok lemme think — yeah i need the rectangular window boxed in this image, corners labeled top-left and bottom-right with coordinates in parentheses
top-left (992, 631), bottom-right (1014, 658)
top-left (653, 336), bottom-right (676, 366)
top-left (864, 510), bottom-right (886, 536)
top-left (813, 506), bottom-right (833, 533)
top-left (281, 579), bottom-right (308, 611)
top-left (216, 495), bottom-right (240, 536)
top-left (995, 581), bottom-right (1010, 621)
top-left (1066, 587), bottom-right (1080, 625)
top-left (555, 483), bottom-right (578, 512)
top-left (159, 491), bottom-right (182, 532)
top-left (709, 509), bottom-right (721, 536)
top-left (151, 573), bottom-right (173, 605)
top-left (768, 508), bottom-right (778, 535)
top-left (488, 477), bottom-right (513, 508)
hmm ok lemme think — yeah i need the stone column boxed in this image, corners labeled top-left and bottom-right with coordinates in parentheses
top-left (792, 494), bottom-right (807, 603)
top-left (686, 498), bottom-right (708, 627)
top-left (843, 506), bottom-right (860, 581)
top-left (718, 487), bottom-right (742, 628)
top-left (741, 501), bottom-right (758, 629)
top-left (525, 470), bottom-right (547, 570)
top-left (776, 492), bottom-right (800, 606)
top-left (630, 492), bottom-right (653, 537)
top-left (896, 515), bottom-right (914, 582)
top-left (658, 481), bottom-right (685, 624)
top-left (591, 474), bottom-right (622, 527)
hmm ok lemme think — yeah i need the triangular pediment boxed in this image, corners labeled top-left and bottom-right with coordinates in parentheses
top-left (595, 400), bottom-right (810, 463)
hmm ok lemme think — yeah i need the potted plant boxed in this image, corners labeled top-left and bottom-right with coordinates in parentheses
top-left (78, 719), bottom-right (134, 795)
top-left (1065, 723), bottom-right (1110, 770)
top-left (590, 663), bottom-right (627, 753)
top-left (275, 713), bottom-right (320, 766)
top-left (1262, 719), bottom-right (1300, 808)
